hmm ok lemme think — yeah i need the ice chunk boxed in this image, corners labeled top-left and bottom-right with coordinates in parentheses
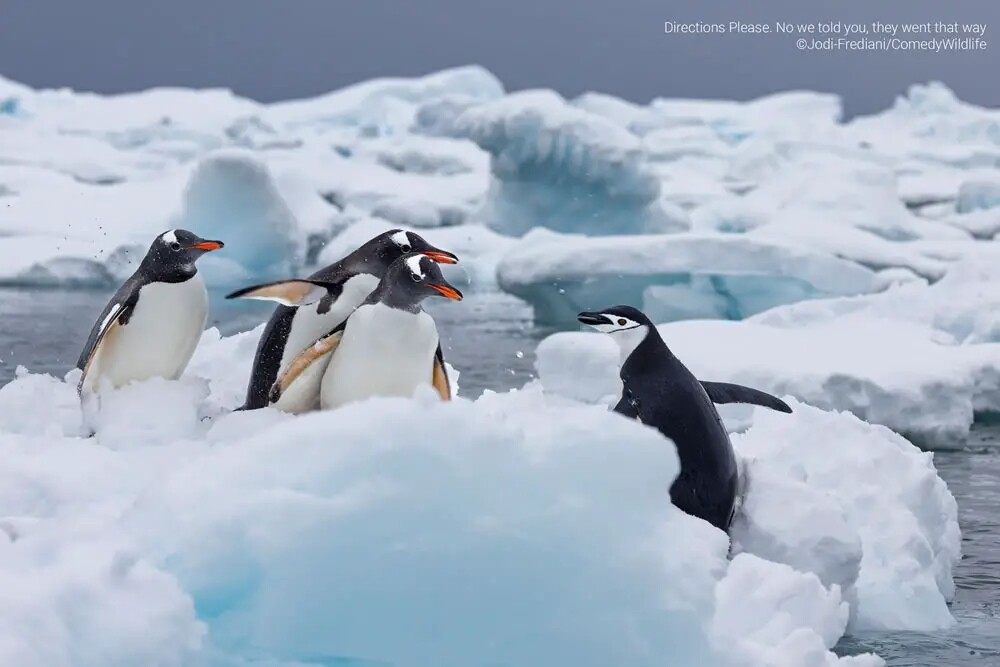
top-left (956, 178), bottom-right (1000, 213)
top-left (738, 150), bottom-right (966, 280)
top-left (452, 90), bottom-right (669, 235)
top-left (534, 341), bottom-right (959, 632)
top-left (175, 149), bottom-right (302, 283)
top-left (647, 317), bottom-right (998, 448)
top-left (0, 236), bottom-right (116, 289)
top-left (712, 555), bottom-right (883, 667)
top-left (735, 403), bottom-right (959, 632)
top-left (497, 230), bottom-right (875, 325)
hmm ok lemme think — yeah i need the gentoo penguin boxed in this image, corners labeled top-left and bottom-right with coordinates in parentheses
top-left (269, 253), bottom-right (462, 411)
top-left (226, 230), bottom-right (458, 412)
top-left (77, 229), bottom-right (224, 395)
top-left (577, 305), bottom-right (791, 531)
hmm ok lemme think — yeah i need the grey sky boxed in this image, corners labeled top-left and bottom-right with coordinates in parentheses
top-left (1, 0), bottom-right (997, 117)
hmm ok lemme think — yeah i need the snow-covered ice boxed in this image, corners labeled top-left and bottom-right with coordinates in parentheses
top-left (497, 230), bottom-right (875, 325)
top-left (0, 328), bottom-right (905, 667)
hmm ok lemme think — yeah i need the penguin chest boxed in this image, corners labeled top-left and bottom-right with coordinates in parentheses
top-left (96, 275), bottom-right (208, 387)
top-left (278, 274), bottom-right (379, 372)
top-left (320, 304), bottom-right (439, 410)
top-left (270, 274), bottom-right (379, 413)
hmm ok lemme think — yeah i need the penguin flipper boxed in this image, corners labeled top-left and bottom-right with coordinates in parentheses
top-left (77, 300), bottom-right (134, 396)
top-left (700, 381), bottom-right (792, 414)
top-left (226, 279), bottom-right (343, 307)
top-left (431, 345), bottom-right (451, 401)
top-left (269, 330), bottom-right (344, 405)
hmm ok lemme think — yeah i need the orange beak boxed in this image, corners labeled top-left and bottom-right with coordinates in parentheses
top-left (427, 283), bottom-right (463, 301)
top-left (421, 249), bottom-right (458, 264)
top-left (189, 240), bottom-right (224, 251)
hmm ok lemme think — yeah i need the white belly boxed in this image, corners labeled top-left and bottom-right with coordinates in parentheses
top-left (92, 275), bottom-right (208, 389)
top-left (320, 303), bottom-right (440, 410)
top-left (272, 273), bottom-right (379, 413)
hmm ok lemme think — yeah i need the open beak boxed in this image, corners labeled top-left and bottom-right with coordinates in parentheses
top-left (427, 282), bottom-right (463, 301)
top-left (189, 240), bottom-right (224, 252)
top-left (577, 311), bottom-right (611, 326)
top-left (421, 249), bottom-right (459, 264)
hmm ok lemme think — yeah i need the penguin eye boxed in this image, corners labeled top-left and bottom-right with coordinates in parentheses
top-left (400, 244), bottom-right (411, 253)
top-left (170, 242), bottom-right (182, 251)
top-left (617, 318), bottom-right (627, 326)
top-left (411, 272), bottom-right (421, 283)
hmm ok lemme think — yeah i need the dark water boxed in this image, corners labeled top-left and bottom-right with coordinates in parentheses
top-left (1, 287), bottom-right (998, 666)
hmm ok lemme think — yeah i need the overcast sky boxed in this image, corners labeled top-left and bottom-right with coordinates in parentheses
top-left (1, 0), bottom-right (997, 117)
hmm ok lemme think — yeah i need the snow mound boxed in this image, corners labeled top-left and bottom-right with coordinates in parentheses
top-left (533, 342), bottom-right (959, 633)
top-left (734, 402), bottom-right (959, 632)
top-left (175, 150), bottom-right (302, 283)
top-left (497, 230), bottom-right (875, 325)
top-left (712, 555), bottom-right (881, 667)
top-left (0, 327), bottom-right (895, 667)
top-left (452, 90), bottom-right (672, 235)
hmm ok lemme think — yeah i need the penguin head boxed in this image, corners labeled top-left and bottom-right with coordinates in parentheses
top-left (143, 229), bottom-right (224, 279)
top-left (357, 229), bottom-right (458, 273)
top-left (377, 253), bottom-right (464, 310)
top-left (577, 306), bottom-right (653, 362)
top-left (577, 305), bottom-right (651, 333)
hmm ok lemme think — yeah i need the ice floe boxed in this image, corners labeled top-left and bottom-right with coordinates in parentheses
top-left (0, 326), bottom-right (911, 666)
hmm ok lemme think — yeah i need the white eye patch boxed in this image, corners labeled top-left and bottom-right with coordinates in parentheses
top-left (392, 230), bottom-right (410, 247)
top-left (161, 230), bottom-right (178, 244)
top-left (405, 254), bottom-right (425, 279)
top-left (589, 315), bottom-right (641, 333)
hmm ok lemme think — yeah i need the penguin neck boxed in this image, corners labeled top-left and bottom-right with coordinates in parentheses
top-left (341, 245), bottom-right (393, 279)
top-left (365, 283), bottom-right (423, 313)
top-left (139, 253), bottom-right (197, 283)
top-left (616, 324), bottom-right (673, 368)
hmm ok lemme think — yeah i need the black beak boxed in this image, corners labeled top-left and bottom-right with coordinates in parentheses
top-left (577, 311), bottom-right (611, 326)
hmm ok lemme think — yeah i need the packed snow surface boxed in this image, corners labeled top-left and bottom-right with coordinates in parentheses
top-left (0, 326), bottom-right (930, 666)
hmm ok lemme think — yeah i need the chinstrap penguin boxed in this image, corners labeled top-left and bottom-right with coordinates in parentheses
top-left (269, 253), bottom-right (463, 411)
top-left (226, 230), bottom-right (458, 412)
top-left (578, 305), bottom-right (790, 531)
top-left (77, 229), bottom-right (224, 396)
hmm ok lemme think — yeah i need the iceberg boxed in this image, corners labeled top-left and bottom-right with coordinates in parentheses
top-left (496, 230), bottom-right (875, 325)
top-left (174, 150), bottom-right (303, 283)
top-left (451, 90), bottom-right (674, 236)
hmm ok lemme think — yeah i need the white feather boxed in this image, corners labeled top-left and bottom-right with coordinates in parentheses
top-left (84, 274), bottom-right (207, 392)
top-left (319, 303), bottom-right (439, 409)
top-left (271, 274), bottom-right (379, 413)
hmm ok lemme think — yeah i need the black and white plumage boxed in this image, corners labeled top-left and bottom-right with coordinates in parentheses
top-left (227, 230), bottom-right (458, 413)
top-left (76, 229), bottom-right (224, 395)
top-left (269, 254), bottom-right (463, 411)
top-left (578, 305), bottom-right (791, 531)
